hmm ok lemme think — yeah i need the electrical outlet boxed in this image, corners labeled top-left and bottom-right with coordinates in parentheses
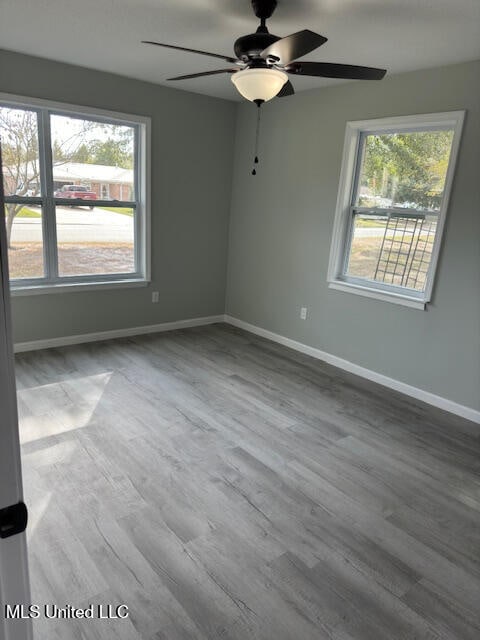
top-left (152, 291), bottom-right (159, 303)
top-left (300, 306), bottom-right (307, 320)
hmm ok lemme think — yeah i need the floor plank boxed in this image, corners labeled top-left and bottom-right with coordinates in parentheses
top-left (16, 323), bottom-right (480, 640)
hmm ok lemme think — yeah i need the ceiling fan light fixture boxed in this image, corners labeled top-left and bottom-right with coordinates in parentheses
top-left (231, 68), bottom-right (288, 102)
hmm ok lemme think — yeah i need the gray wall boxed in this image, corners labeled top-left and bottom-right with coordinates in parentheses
top-left (0, 49), bottom-right (236, 343)
top-left (226, 60), bottom-right (480, 411)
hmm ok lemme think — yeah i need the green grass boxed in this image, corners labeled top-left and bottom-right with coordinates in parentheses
top-left (99, 207), bottom-right (134, 216)
top-left (355, 218), bottom-right (385, 228)
top-left (2, 206), bottom-right (41, 219)
top-left (16, 207), bottom-right (41, 219)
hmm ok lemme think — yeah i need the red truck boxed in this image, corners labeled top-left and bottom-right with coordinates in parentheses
top-left (54, 184), bottom-right (97, 209)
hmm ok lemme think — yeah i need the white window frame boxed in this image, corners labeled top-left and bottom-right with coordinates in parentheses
top-left (327, 111), bottom-right (465, 310)
top-left (0, 93), bottom-right (151, 295)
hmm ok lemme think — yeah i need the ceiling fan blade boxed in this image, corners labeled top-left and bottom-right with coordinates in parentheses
top-left (261, 30), bottom-right (327, 65)
top-left (142, 41), bottom-right (238, 64)
top-left (287, 61), bottom-right (386, 80)
top-left (167, 69), bottom-right (237, 81)
top-left (276, 80), bottom-right (295, 97)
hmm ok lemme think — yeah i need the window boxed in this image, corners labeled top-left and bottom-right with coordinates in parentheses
top-left (327, 112), bottom-right (464, 309)
top-left (0, 94), bottom-right (150, 292)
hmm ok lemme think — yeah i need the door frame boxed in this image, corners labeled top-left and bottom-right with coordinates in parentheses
top-left (0, 147), bottom-right (33, 640)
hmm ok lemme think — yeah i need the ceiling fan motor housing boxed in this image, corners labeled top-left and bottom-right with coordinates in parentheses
top-left (234, 32), bottom-right (280, 63)
top-left (235, 1), bottom-right (281, 64)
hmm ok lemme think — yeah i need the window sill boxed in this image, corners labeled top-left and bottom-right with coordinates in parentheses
top-left (328, 280), bottom-right (426, 310)
top-left (10, 278), bottom-right (149, 297)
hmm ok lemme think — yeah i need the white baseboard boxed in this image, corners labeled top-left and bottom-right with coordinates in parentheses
top-left (14, 315), bottom-right (224, 354)
top-left (224, 315), bottom-right (480, 425)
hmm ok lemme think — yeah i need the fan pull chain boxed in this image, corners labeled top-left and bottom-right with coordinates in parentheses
top-left (251, 99), bottom-right (263, 176)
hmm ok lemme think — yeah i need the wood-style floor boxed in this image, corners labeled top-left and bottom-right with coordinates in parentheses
top-left (16, 324), bottom-right (480, 640)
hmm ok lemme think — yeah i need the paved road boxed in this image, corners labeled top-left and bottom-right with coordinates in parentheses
top-left (354, 228), bottom-right (389, 237)
top-left (11, 206), bottom-right (133, 243)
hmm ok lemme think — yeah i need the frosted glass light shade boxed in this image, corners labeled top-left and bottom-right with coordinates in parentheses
top-left (231, 68), bottom-right (288, 102)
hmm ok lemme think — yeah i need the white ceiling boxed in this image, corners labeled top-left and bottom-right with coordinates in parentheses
top-left (1, 0), bottom-right (479, 101)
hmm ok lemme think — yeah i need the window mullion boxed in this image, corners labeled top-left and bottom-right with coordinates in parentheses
top-left (38, 109), bottom-right (58, 281)
top-left (134, 125), bottom-right (142, 275)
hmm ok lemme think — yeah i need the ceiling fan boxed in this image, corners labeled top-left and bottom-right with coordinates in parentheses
top-left (142, 0), bottom-right (387, 104)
